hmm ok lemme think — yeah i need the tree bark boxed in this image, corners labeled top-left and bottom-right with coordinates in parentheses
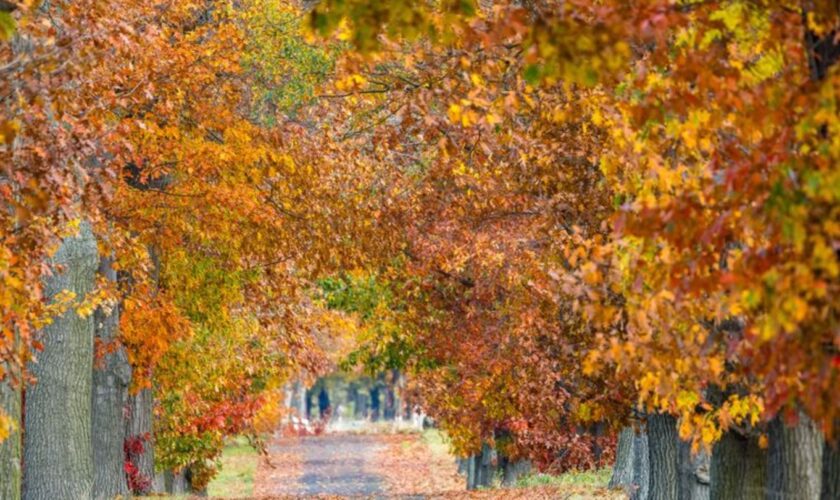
top-left (466, 453), bottom-right (478, 490)
top-left (822, 437), bottom-right (840, 500)
top-left (766, 413), bottom-right (823, 500)
top-left (465, 444), bottom-right (497, 490)
top-left (631, 426), bottom-right (650, 500)
top-left (165, 468), bottom-right (189, 493)
top-left (500, 456), bottom-right (530, 486)
top-left (125, 245), bottom-right (162, 494)
top-left (125, 387), bottom-right (156, 494)
top-left (611, 426), bottom-right (636, 489)
top-left (709, 430), bottom-right (765, 500)
top-left (0, 358), bottom-right (22, 500)
top-left (679, 438), bottom-right (710, 500)
top-left (91, 256), bottom-right (132, 499)
top-left (647, 413), bottom-right (679, 500)
top-left (479, 442), bottom-right (497, 487)
top-left (23, 222), bottom-right (98, 500)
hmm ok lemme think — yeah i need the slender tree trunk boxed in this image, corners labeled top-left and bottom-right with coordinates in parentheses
top-left (710, 430), bottom-right (765, 500)
top-left (647, 413), bottom-right (679, 500)
top-left (766, 413), bottom-right (823, 500)
top-left (457, 456), bottom-right (468, 476)
top-left (477, 442), bottom-right (497, 487)
top-left (23, 222), bottom-right (98, 500)
top-left (0, 357), bottom-right (22, 500)
top-left (822, 437), bottom-right (840, 500)
top-left (91, 256), bottom-right (131, 499)
top-left (611, 426), bottom-right (636, 489)
top-left (466, 453), bottom-right (478, 490)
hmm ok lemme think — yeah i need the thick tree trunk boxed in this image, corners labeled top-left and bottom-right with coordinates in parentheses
top-left (500, 456), bottom-right (530, 486)
top-left (766, 413), bottom-right (823, 500)
top-left (125, 387), bottom-right (156, 494)
top-left (91, 257), bottom-right (132, 499)
top-left (0, 359), bottom-right (22, 500)
top-left (23, 222), bottom-right (98, 500)
top-left (611, 426), bottom-right (636, 489)
top-left (679, 439), bottom-right (710, 500)
top-left (631, 427), bottom-right (650, 500)
top-left (822, 438), bottom-right (840, 500)
top-left (710, 430), bottom-right (765, 500)
top-left (647, 413), bottom-right (679, 500)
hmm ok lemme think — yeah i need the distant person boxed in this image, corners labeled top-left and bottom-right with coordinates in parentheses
top-left (318, 387), bottom-right (331, 419)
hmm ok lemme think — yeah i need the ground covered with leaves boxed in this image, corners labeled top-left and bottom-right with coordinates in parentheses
top-left (245, 430), bottom-right (623, 499)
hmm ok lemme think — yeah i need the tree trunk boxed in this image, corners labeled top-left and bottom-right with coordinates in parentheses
top-left (457, 456), bottom-right (468, 476)
top-left (500, 456), bottom-right (530, 486)
top-left (23, 222), bottom-right (98, 500)
top-left (91, 257), bottom-right (132, 499)
top-left (822, 437), bottom-right (840, 500)
top-left (125, 245), bottom-right (162, 494)
top-left (165, 468), bottom-right (189, 493)
top-left (647, 413), bottom-right (679, 500)
top-left (611, 426), bottom-right (636, 489)
top-left (466, 453), bottom-right (478, 490)
top-left (464, 444), bottom-right (496, 490)
top-left (0, 358), bottom-right (22, 500)
top-left (679, 438), bottom-right (710, 500)
top-left (476, 442), bottom-right (497, 488)
top-left (766, 413), bottom-right (823, 500)
top-left (125, 387), bottom-right (156, 494)
top-left (710, 430), bottom-right (765, 500)
top-left (631, 427), bottom-right (650, 500)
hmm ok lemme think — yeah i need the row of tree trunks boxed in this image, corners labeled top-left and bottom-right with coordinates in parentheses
top-left (612, 412), bottom-right (838, 500)
top-left (0, 227), bottom-right (167, 498)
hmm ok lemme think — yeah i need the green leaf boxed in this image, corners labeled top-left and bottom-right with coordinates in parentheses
top-left (524, 64), bottom-right (541, 85)
top-left (0, 12), bottom-right (16, 41)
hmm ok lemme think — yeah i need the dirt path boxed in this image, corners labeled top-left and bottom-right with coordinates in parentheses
top-left (254, 431), bottom-right (464, 498)
top-left (255, 434), bottom-right (388, 497)
top-left (252, 430), bottom-right (618, 499)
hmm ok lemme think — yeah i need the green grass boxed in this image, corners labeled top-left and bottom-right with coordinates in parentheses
top-left (515, 467), bottom-right (613, 488)
top-left (206, 436), bottom-right (260, 498)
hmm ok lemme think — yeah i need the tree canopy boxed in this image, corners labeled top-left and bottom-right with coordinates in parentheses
top-left (1, 0), bottom-right (839, 496)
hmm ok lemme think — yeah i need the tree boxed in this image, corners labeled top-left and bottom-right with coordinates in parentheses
top-left (23, 222), bottom-right (98, 500)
